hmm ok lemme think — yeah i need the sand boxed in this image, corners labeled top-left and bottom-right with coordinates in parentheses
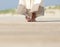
top-left (0, 22), bottom-right (60, 47)
top-left (0, 9), bottom-right (60, 47)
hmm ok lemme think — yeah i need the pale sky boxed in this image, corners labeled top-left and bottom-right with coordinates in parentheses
top-left (0, 0), bottom-right (60, 10)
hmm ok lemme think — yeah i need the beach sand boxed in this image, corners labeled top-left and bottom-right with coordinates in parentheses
top-left (0, 9), bottom-right (60, 47)
top-left (0, 22), bottom-right (60, 47)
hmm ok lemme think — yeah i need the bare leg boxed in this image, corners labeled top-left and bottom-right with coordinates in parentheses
top-left (31, 12), bottom-right (36, 22)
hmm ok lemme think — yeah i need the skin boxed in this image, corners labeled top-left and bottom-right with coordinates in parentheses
top-left (26, 12), bottom-right (36, 22)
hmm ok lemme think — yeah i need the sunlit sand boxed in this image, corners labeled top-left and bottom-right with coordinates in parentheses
top-left (0, 9), bottom-right (60, 47)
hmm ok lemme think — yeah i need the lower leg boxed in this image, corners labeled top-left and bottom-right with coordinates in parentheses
top-left (31, 12), bottom-right (36, 22)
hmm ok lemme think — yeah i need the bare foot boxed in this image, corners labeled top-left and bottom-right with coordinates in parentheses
top-left (25, 16), bottom-right (31, 22)
top-left (25, 12), bottom-right (36, 22)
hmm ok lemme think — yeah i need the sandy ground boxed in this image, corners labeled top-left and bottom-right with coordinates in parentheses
top-left (0, 22), bottom-right (60, 47)
top-left (0, 14), bottom-right (60, 22)
top-left (0, 9), bottom-right (60, 47)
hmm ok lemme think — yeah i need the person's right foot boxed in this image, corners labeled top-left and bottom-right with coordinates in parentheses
top-left (25, 16), bottom-right (31, 22)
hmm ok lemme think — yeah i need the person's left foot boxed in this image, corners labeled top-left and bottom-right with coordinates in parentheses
top-left (31, 12), bottom-right (36, 22)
